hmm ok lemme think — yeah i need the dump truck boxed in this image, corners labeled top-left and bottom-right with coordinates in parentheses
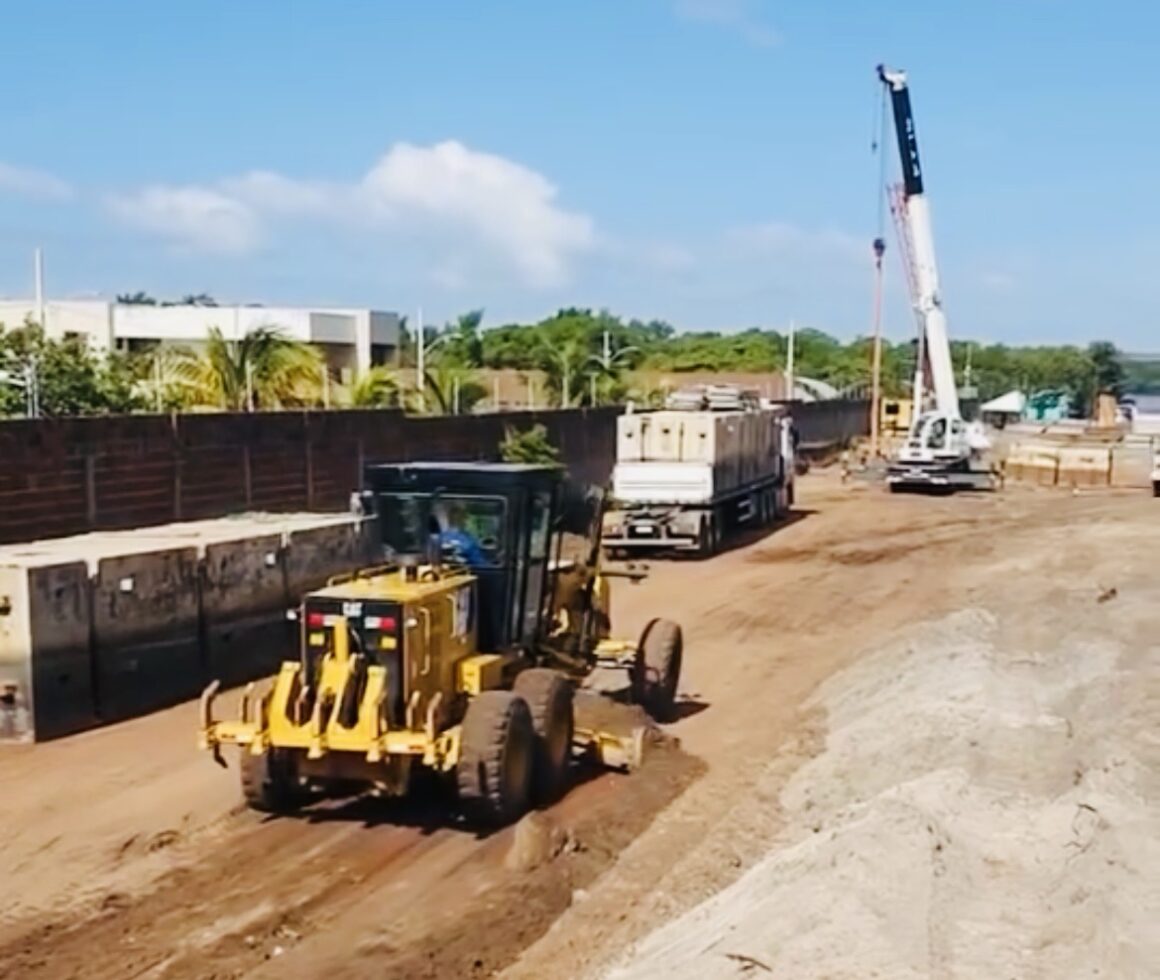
top-left (200, 462), bottom-right (683, 825)
top-left (602, 386), bottom-right (795, 556)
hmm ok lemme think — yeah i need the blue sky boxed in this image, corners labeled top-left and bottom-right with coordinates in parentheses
top-left (1, 0), bottom-right (1158, 347)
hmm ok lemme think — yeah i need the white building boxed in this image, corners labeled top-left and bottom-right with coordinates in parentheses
top-left (0, 299), bottom-right (400, 379)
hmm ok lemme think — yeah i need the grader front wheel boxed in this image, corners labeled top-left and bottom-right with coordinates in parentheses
top-left (457, 691), bottom-right (535, 826)
top-left (240, 748), bottom-right (305, 814)
top-left (631, 618), bottom-right (683, 722)
top-left (514, 669), bottom-right (575, 804)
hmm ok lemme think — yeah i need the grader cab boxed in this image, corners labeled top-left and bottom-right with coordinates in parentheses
top-left (199, 462), bottom-right (683, 825)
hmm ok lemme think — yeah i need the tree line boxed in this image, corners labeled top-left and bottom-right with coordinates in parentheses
top-left (0, 304), bottom-right (1137, 418)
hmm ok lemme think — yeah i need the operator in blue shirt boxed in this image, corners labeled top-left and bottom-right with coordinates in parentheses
top-left (436, 502), bottom-right (487, 567)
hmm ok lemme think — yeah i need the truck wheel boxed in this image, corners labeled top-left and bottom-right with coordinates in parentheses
top-left (1154, 481), bottom-right (1160, 498)
top-left (787, 482), bottom-right (795, 508)
top-left (240, 748), bottom-right (303, 814)
top-left (457, 691), bottom-right (535, 826)
top-left (631, 618), bottom-right (683, 722)
top-left (697, 514), bottom-right (714, 556)
top-left (514, 669), bottom-right (575, 804)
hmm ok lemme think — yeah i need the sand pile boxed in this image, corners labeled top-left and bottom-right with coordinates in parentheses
top-left (608, 606), bottom-right (1160, 978)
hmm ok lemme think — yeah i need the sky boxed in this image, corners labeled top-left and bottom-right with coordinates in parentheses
top-left (2, 0), bottom-right (1159, 348)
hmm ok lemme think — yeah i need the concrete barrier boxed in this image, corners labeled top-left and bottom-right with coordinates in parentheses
top-left (0, 558), bottom-right (94, 742)
top-left (1056, 446), bottom-right (1112, 489)
top-left (91, 547), bottom-right (202, 723)
top-left (1004, 443), bottom-right (1060, 486)
top-left (1110, 443), bottom-right (1154, 489)
top-left (202, 533), bottom-right (288, 688)
top-left (0, 512), bottom-right (378, 742)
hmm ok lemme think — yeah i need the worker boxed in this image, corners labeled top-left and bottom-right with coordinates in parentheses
top-left (434, 502), bottom-right (487, 566)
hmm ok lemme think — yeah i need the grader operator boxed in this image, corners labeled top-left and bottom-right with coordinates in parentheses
top-left (199, 462), bottom-right (683, 826)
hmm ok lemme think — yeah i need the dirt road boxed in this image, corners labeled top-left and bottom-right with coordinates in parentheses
top-left (2, 473), bottom-right (1155, 978)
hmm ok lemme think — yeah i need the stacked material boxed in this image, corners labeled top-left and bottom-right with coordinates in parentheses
top-left (0, 513), bottom-right (377, 742)
top-left (616, 406), bottom-right (780, 502)
top-left (664, 384), bottom-right (762, 412)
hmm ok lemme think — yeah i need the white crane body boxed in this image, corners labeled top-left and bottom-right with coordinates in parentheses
top-left (878, 65), bottom-right (993, 490)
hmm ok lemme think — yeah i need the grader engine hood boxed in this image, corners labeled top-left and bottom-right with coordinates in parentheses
top-left (302, 597), bottom-right (405, 726)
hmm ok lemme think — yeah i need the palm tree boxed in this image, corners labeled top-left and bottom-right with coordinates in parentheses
top-left (418, 361), bottom-right (487, 414)
top-left (180, 293), bottom-right (218, 307)
top-left (116, 291), bottom-right (157, 306)
top-left (345, 365), bottom-right (401, 408)
top-left (539, 335), bottom-right (592, 407)
top-left (171, 326), bottom-right (324, 411)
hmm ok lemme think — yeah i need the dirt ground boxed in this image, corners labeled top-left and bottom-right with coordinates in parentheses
top-left (2, 471), bottom-right (1156, 979)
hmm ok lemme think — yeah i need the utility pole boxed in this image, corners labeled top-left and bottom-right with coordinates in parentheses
top-left (33, 247), bottom-right (45, 329)
top-left (416, 306), bottom-right (425, 413)
top-left (870, 236), bottom-right (887, 457)
top-left (785, 320), bottom-right (796, 400)
top-left (493, 374), bottom-right (500, 412)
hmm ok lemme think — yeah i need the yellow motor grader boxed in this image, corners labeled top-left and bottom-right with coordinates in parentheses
top-left (199, 462), bottom-right (682, 825)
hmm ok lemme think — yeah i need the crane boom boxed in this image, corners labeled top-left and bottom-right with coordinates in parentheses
top-left (878, 64), bottom-right (959, 420)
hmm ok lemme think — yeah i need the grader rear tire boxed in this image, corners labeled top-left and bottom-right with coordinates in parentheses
top-left (631, 618), bottom-right (683, 722)
top-left (514, 669), bottom-right (575, 804)
top-left (240, 748), bottom-right (303, 814)
top-left (457, 691), bottom-right (535, 826)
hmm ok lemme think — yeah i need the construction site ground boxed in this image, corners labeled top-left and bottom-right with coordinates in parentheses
top-left (2, 471), bottom-right (1156, 979)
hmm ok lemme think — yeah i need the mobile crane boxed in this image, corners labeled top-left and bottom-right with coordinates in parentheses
top-left (878, 64), bottom-right (994, 491)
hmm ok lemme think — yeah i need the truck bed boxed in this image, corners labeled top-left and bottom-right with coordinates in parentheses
top-left (612, 461), bottom-right (781, 506)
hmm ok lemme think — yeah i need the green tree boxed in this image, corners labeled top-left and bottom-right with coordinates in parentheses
top-left (418, 362), bottom-right (487, 414)
top-left (180, 293), bottom-right (218, 307)
top-left (0, 320), bottom-right (143, 416)
top-left (1088, 341), bottom-right (1123, 395)
top-left (116, 291), bottom-right (157, 305)
top-left (345, 365), bottom-right (402, 408)
top-left (499, 424), bottom-right (560, 465)
top-left (170, 326), bottom-right (324, 411)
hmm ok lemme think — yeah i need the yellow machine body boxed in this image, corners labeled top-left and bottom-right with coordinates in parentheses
top-left (200, 560), bottom-right (642, 790)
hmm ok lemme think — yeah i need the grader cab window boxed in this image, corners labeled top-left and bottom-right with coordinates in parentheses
top-left (432, 496), bottom-right (507, 566)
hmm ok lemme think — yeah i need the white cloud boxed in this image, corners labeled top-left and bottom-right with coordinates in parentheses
top-left (674, 0), bottom-right (779, 47)
top-left (0, 162), bottom-right (74, 201)
top-left (106, 185), bottom-right (261, 254)
top-left (107, 141), bottom-right (595, 288)
top-left (360, 141), bottom-right (595, 287)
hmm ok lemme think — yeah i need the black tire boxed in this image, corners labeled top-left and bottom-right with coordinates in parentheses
top-left (240, 748), bottom-right (303, 814)
top-left (513, 669), bottom-right (575, 804)
top-left (698, 514), bottom-right (715, 556)
top-left (787, 481), bottom-right (795, 508)
top-left (457, 691), bottom-right (535, 826)
top-left (631, 618), bottom-right (683, 722)
top-left (1153, 481), bottom-right (1160, 498)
